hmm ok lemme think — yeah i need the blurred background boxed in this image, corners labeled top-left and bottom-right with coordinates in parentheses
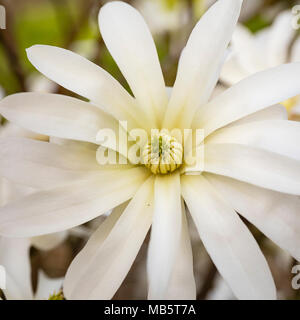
top-left (0, 0), bottom-right (299, 300)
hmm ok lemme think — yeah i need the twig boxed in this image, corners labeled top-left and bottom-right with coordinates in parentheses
top-left (0, 0), bottom-right (27, 91)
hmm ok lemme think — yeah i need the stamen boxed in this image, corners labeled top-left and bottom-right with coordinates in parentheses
top-left (142, 132), bottom-right (183, 175)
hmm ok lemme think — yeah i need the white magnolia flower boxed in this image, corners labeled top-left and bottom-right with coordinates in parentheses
top-left (221, 11), bottom-right (300, 115)
top-left (0, 0), bottom-right (300, 300)
top-left (133, 0), bottom-right (190, 34)
top-left (207, 0), bottom-right (263, 21)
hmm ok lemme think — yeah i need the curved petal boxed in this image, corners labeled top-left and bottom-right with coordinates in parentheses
top-left (181, 175), bottom-right (276, 300)
top-left (0, 137), bottom-right (103, 189)
top-left (165, 201), bottom-right (196, 300)
top-left (0, 93), bottom-right (119, 145)
top-left (26, 45), bottom-right (141, 127)
top-left (163, 0), bottom-right (242, 129)
top-left (64, 177), bottom-right (154, 300)
top-left (0, 167), bottom-right (149, 237)
top-left (202, 143), bottom-right (300, 195)
top-left (225, 104), bottom-right (287, 128)
top-left (0, 121), bottom-right (47, 141)
top-left (205, 120), bottom-right (300, 160)
top-left (0, 237), bottom-right (33, 300)
top-left (99, 1), bottom-right (167, 127)
top-left (193, 63), bottom-right (300, 137)
top-left (206, 174), bottom-right (300, 261)
top-left (147, 173), bottom-right (181, 299)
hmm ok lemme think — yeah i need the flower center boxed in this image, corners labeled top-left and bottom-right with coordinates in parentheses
top-left (142, 132), bottom-right (183, 175)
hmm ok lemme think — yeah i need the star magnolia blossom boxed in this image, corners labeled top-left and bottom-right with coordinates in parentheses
top-left (0, 0), bottom-right (300, 300)
top-left (221, 11), bottom-right (300, 116)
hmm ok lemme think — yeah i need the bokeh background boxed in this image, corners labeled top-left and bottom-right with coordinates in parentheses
top-left (0, 0), bottom-right (299, 300)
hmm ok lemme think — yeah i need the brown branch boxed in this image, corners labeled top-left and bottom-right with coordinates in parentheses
top-left (0, 0), bottom-right (27, 91)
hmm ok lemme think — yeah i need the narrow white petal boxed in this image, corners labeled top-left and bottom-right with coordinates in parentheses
top-left (0, 93), bottom-right (118, 144)
top-left (147, 173), bottom-right (181, 299)
top-left (99, 1), bottom-right (167, 127)
top-left (206, 174), bottom-right (300, 260)
top-left (181, 175), bottom-right (276, 300)
top-left (64, 177), bottom-right (154, 300)
top-left (165, 201), bottom-right (196, 300)
top-left (0, 167), bottom-right (149, 237)
top-left (206, 120), bottom-right (300, 160)
top-left (163, 0), bottom-right (242, 129)
top-left (203, 143), bottom-right (300, 195)
top-left (0, 237), bottom-right (33, 300)
top-left (26, 45), bottom-right (141, 127)
top-left (0, 137), bottom-right (103, 188)
top-left (225, 104), bottom-right (287, 128)
top-left (193, 63), bottom-right (300, 136)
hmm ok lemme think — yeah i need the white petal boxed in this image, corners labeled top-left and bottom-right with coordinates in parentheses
top-left (0, 121), bottom-right (47, 141)
top-left (35, 271), bottom-right (64, 300)
top-left (205, 120), bottom-right (300, 160)
top-left (0, 92), bottom-right (118, 144)
top-left (202, 143), bottom-right (300, 195)
top-left (0, 237), bottom-right (33, 300)
top-left (165, 201), bottom-right (196, 300)
top-left (163, 0), bottom-right (242, 129)
top-left (0, 137), bottom-right (102, 189)
top-left (147, 173), bottom-right (181, 299)
top-left (181, 175), bottom-right (276, 300)
top-left (225, 104), bottom-right (287, 128)
top-left (64, 177), bottom-right (154, 300)
top-left (99, 1), bottom-right (167, 127)
top-left (26, 45), bottom-right (141, 127)
top-left (0, 167), bottom-right (149, 237)
top-left (206, 174), bottom-right (300, 261)
top-left (193, 63), bottom-right (300, 137)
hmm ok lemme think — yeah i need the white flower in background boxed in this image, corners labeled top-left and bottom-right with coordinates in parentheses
top-left (221, 11), bottom-right (300, 116)
top-left (0, 237), bottom-right (64, 300)
top-left (0, 0), bottom-right (300, 300)
top-left (207, 0), bottom-right (263, 21)
top-left (134, 0), bottom-right (191, 34)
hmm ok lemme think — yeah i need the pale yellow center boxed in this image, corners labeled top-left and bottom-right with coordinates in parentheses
top-left (142, 132), bottom-right (183, 175)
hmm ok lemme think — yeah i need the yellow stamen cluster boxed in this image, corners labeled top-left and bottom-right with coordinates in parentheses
top-left (142, 132), bottom-right (183, 175)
